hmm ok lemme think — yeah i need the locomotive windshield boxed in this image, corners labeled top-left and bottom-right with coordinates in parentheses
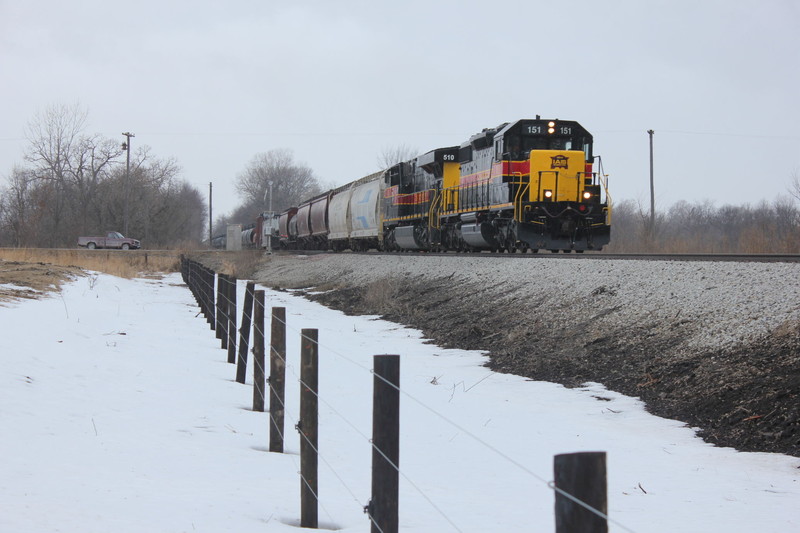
top-left (503, 120), bottom-right (593, 162)
top-left (505, 135), bottom-right (583, 159)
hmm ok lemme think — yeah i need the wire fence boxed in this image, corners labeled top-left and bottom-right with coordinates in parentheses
top-left (180, 257), bottom-right (637, 533)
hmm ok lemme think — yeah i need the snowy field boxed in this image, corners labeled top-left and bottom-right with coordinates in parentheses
top-left (1, 272), bottom-right (798, 533)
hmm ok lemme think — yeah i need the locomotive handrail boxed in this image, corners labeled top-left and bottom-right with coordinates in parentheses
top-left (512, 173), bottom-right (528, 222)
top-left (594, 156), bottom-right (612, 225)
top-left (428, 189), bottom-right (442, 230)
top-left (439, 184), bottom-right (458, 215)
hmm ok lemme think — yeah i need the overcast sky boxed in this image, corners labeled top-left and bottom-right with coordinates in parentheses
top-left (2, 0), bottom-right (799, 219)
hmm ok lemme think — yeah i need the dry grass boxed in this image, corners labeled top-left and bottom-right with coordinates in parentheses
top-left (363, 277), bottom-right (406, 311)
top-left (226, 250), bottom-right (265, 279)
top-left (187, 250), bottom-right (268, 279)
top-left (0, 248), bottom-right (182, 278)
top-left (0, 261), bottom-right (85, 304)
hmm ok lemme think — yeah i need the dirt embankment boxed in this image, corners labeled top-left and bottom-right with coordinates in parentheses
top-left (248, 253), bottom-right (800, 458)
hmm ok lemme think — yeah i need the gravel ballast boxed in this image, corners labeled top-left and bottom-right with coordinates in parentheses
top-left (244, 252), bottom-right (800, 457)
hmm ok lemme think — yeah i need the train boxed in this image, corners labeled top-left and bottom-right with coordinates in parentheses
top-left (211, 213), bottom-right (277, 250)
top-left (222, 117), bottom-right (611, 253)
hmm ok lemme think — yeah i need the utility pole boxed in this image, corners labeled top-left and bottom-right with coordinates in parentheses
top-left (208, 182), bottom-right (213, 247)
top-left (647, 129), bottom-right (655, 240)
top-left (122, 132), bottom-right (135, 235)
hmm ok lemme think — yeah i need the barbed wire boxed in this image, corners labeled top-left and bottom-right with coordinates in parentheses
top-left (180, 261), bottom-right (638, 533)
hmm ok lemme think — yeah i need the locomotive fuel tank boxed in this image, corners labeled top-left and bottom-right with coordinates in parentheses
top-left (460, 222), bottom-right (500, 249)
top-left (394, 225), bottom-right (425, 249)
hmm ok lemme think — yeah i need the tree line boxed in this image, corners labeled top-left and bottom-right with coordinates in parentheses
top-left (606, 196), bottom-right (800, 253)
top-left (0, 104), bottom-right (206, 248)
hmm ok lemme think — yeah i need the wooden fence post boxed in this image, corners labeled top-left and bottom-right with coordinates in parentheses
top-left (186, 259), bottom-right (194, 300)
top-left (269, 307), bottom-right (287, 453)
top-left (227, 275), bottom-right (237, 364)
top-left (216, 273), bottom-right (226, 343)
top-left (204, 266), bottom-right (215, 329)
top-left (235, 281), bottom-right (255, 384)
top-left (299, 328), bottom-right (319, 529)
top-left (252, 290), bottom-right (266, 412)
top-left (370, 354), bottom-right (400, 533)
top-left (554, 452), bottom-right (607, 533)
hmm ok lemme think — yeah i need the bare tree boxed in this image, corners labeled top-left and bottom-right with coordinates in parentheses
top-left (24, 103), bottom-right (88, 173)
top-left (377, 144), bottom-right (418, 170)
top-left (234, 149), bottom-right (322, 216)
top-left (23, 103), bottom-right (89, 245)
top-left (790, 168), bottom-right (800, 203)
top-left (3, 103), bottom-right (206, 248)
top-left (66, 134), bottom-right (124, 234)
top-left (0, 166), bottom-right (37, 246)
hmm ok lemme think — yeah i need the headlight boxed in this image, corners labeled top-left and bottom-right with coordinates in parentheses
top-left (544, 189), bottom-right (553, 199)
top-left (547, 121), bottom-right (555, 134)
top-left (582, 191), bottom-right (592, 200)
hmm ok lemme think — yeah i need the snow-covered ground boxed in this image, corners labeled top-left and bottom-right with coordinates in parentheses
top-left (1, 272), bottom-right (798, 532)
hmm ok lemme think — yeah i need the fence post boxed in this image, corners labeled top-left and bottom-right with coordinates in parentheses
top-left (252, 290), bottom-right (266, 412)
top-left (554, 452), bottom-right (607, 533)
top-left (180, 255), bottom-right (187, 284)
top-left (216, 273), bottom-right (226, 344)
top-left (186, 259), bottom-right (195, 300)
top-left (227, 275), bottom-right (237, 364)
top-left (370, 354), bottom-right (400, 533)
top-left (235, 281), bottom-right (255, 384)
top-left (204, 266), bottom-right (215, 328)
top-left (269, 307), bottom-right (287, 453)
top-left (299, 328), bottom-right (319, 529)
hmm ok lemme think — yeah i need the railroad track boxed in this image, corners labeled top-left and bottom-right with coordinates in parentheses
top-left (7, 248), bottom-right (796, 264)
top-left (285, 250), bottom-right (800, 263)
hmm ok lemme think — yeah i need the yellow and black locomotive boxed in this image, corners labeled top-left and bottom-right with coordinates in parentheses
top-left (278, 118), bottom-right (610, 253)
top-left (382, 118), bottom-right (610, 253)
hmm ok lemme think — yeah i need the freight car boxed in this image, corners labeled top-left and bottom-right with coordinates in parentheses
top-left (286, 117), bottom-right (610, 253)
top-left (211, 212), bottom-right (279, 250)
